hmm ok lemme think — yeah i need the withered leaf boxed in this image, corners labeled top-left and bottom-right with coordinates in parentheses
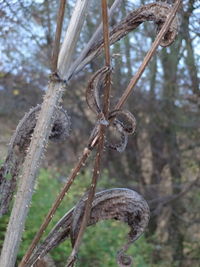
top-left (27, 188), bottom-right (150, 267)
top-left (86, 66), bottom-right (111, 114)
top-left (0, 105), bottom-right (70, 217)
top-left (88, 2), bottom-right (179, 57)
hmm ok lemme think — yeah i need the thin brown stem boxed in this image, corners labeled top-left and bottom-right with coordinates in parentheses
top-left (66, 140), bottom-right (104, 267)
top-left (115, 0), bottom-right (182, 110)
top-left (19, 147), bottom-right (91, 267)
top-left (51, 0), bottom-right (66, 73)
top-left (102, 0), bottom-right (111, 117)
top-left (102, 1), bottom-right (110, 66)
top-left (66, 1), bottom-right (111, 265)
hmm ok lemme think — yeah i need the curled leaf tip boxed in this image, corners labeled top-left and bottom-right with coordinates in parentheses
top-left (117, 250), bottom-right (133, 267)
top-left (71, 188), bottom-right (150, 264)
top-left (154, 3), bottom-right (179, 47)
top-left (86, 66), bottom-right (111, 114)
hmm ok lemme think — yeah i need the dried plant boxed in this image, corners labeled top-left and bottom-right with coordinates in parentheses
top-left (0, 1), bottom-right (181, 267)
top-left (24, 189), bottom-right (150, 267)
top-left (69, 2), bottom-right (179, 78)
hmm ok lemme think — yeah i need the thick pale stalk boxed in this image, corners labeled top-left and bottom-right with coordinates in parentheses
top-left (0, 82), bottom-right (63, 267)
top-left (0, 1), bottom-right (90, 266)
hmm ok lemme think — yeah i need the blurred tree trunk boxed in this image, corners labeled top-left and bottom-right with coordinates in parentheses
top-left (161, 38), bottom-right (184, 266)
top-left (121, 3), bottom-right (146, 185)
top-left (182, 0), bottom-right (199, 96)
top-left (147, 55), bottom-right (168, 235)
top-left (148, 56), bottom-right (166, 188)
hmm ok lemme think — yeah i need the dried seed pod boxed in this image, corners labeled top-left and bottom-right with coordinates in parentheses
top-left (9, 105), bottom-right (70, 152)
top-left (109, 110), bottom-right (136, 135)
top-left (27, 188), bottom-right (150, 267)
top-left (49, 107), bottom-right (71, 142)
top-left (86, 66), bottom-right (110, 114)
top-left (107, 110), bottom-right (136, 152)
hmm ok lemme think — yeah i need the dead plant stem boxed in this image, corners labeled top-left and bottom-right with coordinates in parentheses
top-left (51, 0), bottom-right (66, 73)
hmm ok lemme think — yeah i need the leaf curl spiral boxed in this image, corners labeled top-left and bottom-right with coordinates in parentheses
top-left (25, 188), bottom-right (150, 267)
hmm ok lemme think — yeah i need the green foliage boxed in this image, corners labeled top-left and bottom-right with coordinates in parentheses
top-left (76, 222), bottom-right (153, 267)
top-left (5, 172), bottom-right (12, 180)
top-left (0, 214), bottom-right (9, 252)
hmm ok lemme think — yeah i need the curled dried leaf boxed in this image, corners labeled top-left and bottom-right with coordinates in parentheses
top-left (86, 66), bottom-right (111, 114)
top-left (83, 3), bottom-right (179, 67)
top-left (108, 2), bottom-right (179, 48)
top-left (49, 107), bottom-right (71, 142)
top-left (117, 250), bottom-right (133, 267)
top-left (71, 2), bottom-right (179, 79)
top-left (0, 105), bottom-right (70, 217)
top-left (27, 188), bottom-right (150, 267)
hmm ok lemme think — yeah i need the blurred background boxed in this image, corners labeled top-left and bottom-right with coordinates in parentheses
top-left (0, 0), bottom-right (199, 266)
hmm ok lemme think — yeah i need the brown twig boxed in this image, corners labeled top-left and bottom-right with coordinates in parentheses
top-left (19, 147), bottom-right (91, 267)
top-left (66, 147), bottom-right (103, 267)
top-left (51, 0), bottom-right (66, 73)
top-left (102, 0), bottom-right (111, 117)
top-left (66, 1), bottom-right (111, 265)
